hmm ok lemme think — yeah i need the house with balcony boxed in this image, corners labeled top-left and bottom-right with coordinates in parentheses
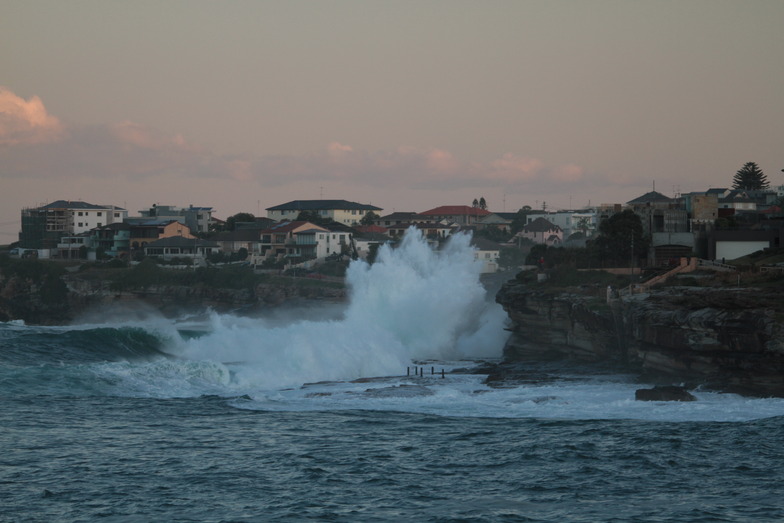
top-left (143, 236), bottom-right (221, 265)
top-left (385, 221), bottom-right (456, 240)
top-left (91, 222), bottom-right (131, 258)
top-left (266, 200), bottom-right (382, 226)
top-left (373, 212), bottom-right (421, 227)
top-left (258, 221), bottom-right (330, 262)
top-left (418, 205), bottom-right (492, 226)
top-left (126, 219), bottom-right (196, 250)
top-left (210, 229), bottom-right (263, 255)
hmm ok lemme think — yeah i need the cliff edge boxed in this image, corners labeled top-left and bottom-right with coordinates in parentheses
top-left (496, 277), bottom-right (784, 397)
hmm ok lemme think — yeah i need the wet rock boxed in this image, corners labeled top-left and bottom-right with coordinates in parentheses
top-left (635, 385), bottom-right (696, 402)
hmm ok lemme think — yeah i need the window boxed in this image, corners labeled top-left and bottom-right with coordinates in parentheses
top-left (78, 222), bottom-right (83, 227)
top-left (78, 212), bottom-right (83, 216)
top-left (114, 213), bottom-right (120, 218)
top-left (97, 212), bottom-right (102, 216)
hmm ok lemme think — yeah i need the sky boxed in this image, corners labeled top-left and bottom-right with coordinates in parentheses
top-left (2, 0), bottom-right (783, 241)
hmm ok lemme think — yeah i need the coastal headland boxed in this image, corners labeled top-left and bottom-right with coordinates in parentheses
top-left (495, 270), bottom-right (784, 397)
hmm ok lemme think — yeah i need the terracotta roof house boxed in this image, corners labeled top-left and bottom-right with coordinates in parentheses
top-left (126, 219), bottom-right (195, 250)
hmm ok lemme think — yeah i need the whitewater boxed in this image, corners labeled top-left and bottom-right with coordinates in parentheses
top-left (2, 230), bottom-right (784, 521)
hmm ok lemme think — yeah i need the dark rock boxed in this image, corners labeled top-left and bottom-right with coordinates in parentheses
top-left (635, 386), bottom-right (696, 402)
top-left (496, 279), bottom-right (784, 397)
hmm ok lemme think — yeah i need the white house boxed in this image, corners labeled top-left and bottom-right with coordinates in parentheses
top-left (470, 237), bottom-right (501, 273)
top-left (518, 217), bottom-right (563, 246)
top-left (266, 200), bottom-right (382, 226)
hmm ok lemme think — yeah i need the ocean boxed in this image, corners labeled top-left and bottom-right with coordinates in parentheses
top-left (2, 232), bottom-right (784, 522)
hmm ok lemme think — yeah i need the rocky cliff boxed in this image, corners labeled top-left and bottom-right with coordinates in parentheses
top-left (0, 272), bottom-right (346, 324)
top-left (496, 279), bottom-right (784, 397)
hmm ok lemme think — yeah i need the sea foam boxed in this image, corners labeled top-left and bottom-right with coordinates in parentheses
top-left (173, 229), bottom-right (507, 390)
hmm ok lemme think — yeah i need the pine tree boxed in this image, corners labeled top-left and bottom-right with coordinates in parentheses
top-left (732, 162), bottom-right (769, 190)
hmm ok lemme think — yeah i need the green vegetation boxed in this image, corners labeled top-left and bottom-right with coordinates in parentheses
top-left (0, 255), bottom-right (67, 283)
top-left (108, 259), bottom-right (268, 291)
top-left (732, 161), bottom-right (769, 191)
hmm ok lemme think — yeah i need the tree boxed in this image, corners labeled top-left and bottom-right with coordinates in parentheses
top-left (510, 206), bottom-right (533, 234)
top-left (574, 217), bottom-right (593, 236)
top-left (498, 246), bottom-right (527, 269)
top-left (472, 197), bottom-right (488, 210)
top-left (360, 210), bottom-right (380, 226)
top-left (225, 212), bottom-right (255, 231)
top-left (732, 162), bottom-right (769, 190)
top-left (588, 209), bottom-right (648, 267)
top-left (296, 210), bottom-right (332, 225)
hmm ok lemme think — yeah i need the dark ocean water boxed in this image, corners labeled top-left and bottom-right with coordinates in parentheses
top-left (2, 322), bottom-right (784, 523)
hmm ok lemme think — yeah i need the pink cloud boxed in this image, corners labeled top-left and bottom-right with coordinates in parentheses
top-left (490, 153), bottom-right (544, 181)
top-left (1, 87), bottom-right (607, 206)
top-left (0, 87), bottom-right (64, 145)
top-left (551, 163), bottom-right (584, 182)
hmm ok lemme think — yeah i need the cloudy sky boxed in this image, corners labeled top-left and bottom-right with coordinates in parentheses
top-left (2, 0), bottom-right (783, 241)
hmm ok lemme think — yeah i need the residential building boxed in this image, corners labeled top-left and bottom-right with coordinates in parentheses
top-left (385, 222), bottom-right (456, 240)
top-left (475, 213), bottom-right (514, 234)
top-left (418, 205), bottom-right (491, 225)
top-left (353, 232), bottom-right (392, 260)
top-left (57, 234), bottom-right (93, 260)
top-left (143, 236), bottom-right (220, 265)
top-left (517, 217), bottom-right (563, 246)
top-left (126, 219), bottom-right (196, 250)
top-left (374, 212), bottom-right (421, 227)
top-left (683, 192), bottom-right (719, 227)
top-left (523, 210), bottom-right (597, 239)
top-left (210, 229), bottom-right (263, 255)
top-left (266, 200), bottom-right (382, 226)
top-left (20, 200), bottom-right (127, 249)
top-left (138, 204), bottom-right (213, 234)
top-left (91, 222), bottom-right (131, 258)
top-left (317, 222), bottom-right (356, 259)
top-left (470, 237), bottom-right (501, 273)
top-left (626, 191), bottom-right (688, 237)
top-left (258, 221), bottom-right (329, 261)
